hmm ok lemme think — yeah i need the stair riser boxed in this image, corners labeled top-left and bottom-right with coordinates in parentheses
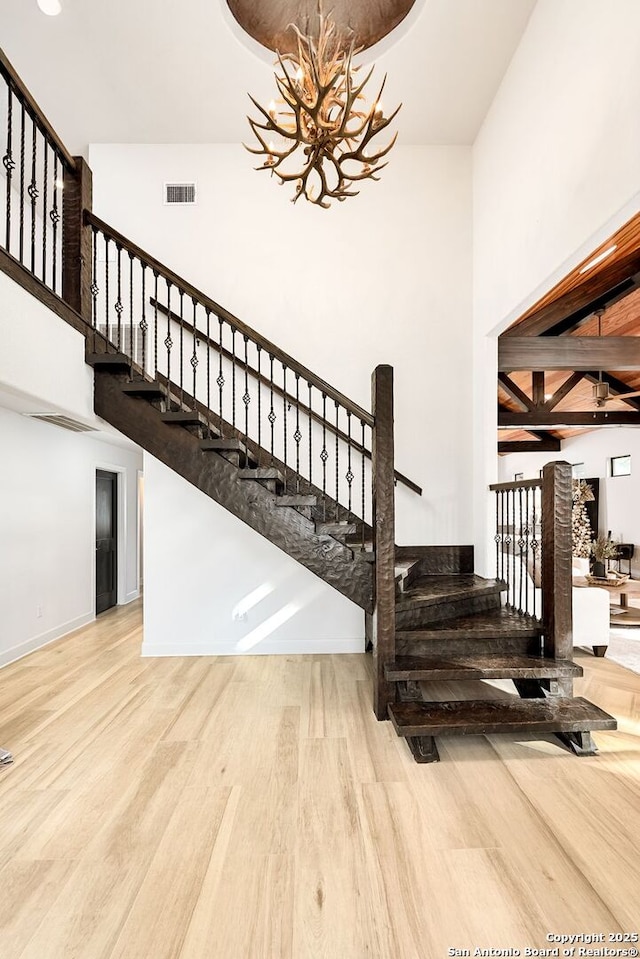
top-left (396, 593), bottom-right (501, 629)
top-left (402, 546), bottom-right (474, 589)
top-left (395, 636), bottom-right (541, 658)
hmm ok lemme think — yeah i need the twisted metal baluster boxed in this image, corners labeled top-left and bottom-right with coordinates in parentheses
top-left (308, 383), bottom-right (313, 488)
top-left (153, 271), bottom-right (159, 378)
top-left (361, 420), bottom-right (366, 548)
top-left (518, 486), bottom-right (525, 613)
top-left (128, 251), bottom-right (134, 377)
top-left (346, 410), bottom-right (353, 515)
top-left (90, 225), bottom-right (98, 351)
top-left (191, 299), bottom-right (199, 414)
top-left (104, 236), bottom-right (110, 344)
top-left (205, 308), bottom-right (211, 437)
top-left (178, 289), bottom-right (185, 406)
top-left (231, 327), bottom-right (237, 429)
top-left (531, 488), bottom-right (539, 620)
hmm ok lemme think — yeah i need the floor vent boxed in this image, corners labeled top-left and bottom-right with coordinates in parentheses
top-left (164, 182), bottom-right (197, 205)
top-left (25, 413), bottom-right (98, 433)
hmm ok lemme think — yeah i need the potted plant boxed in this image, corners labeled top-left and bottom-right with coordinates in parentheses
top-left (590, 535), bottom-right (619, 578)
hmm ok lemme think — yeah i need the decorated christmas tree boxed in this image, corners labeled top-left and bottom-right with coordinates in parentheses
top-left (572, 480), bottom-right (594, 557)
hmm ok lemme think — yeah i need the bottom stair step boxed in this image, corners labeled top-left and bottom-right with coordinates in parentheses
top-left (385, 655), bottom-right (583, 682)
top-left (388, 697), bottom-right (616, 739)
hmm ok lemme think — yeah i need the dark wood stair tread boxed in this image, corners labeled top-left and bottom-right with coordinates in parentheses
top-left (385, 655), bottom-right (582, 682)
top-left (388, 697), bottom-right (616, 738)
top-left (276, 495), bottom-right (317, 507)
top-left (86, 352), bottom-right (131, 371)
top-left (396, 575), bottom-right (505, 612)
top-left (121, 381), bottom-right (166, 398)
top-left (200, 438), bottom-right (244, 452)
top-left (317, 522), bottom-right (358, 536)
top-left (396, 608), bottom-right (542, 641)
top-left (161, 411), bottom-right (209, 427)
top-left (237, 467), bottom-right (283, 481)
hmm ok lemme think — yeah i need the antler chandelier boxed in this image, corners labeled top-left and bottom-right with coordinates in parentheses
top-left (245, 11), bottom-right (401, 208)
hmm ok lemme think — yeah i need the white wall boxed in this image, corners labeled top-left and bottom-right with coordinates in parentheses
top-left (0, 271), bottom-right (142, 667)
top-left (472, 0), bottom-right (640, 571)
top-left (498, 429), bottom-right (640, 578)
top-left (142, 454), bottom-right (364, 656)
top-left (89, 142), bottom-right (474, 546)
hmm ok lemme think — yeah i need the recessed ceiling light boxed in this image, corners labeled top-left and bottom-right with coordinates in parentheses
top-left (578, 245), bottom-right (617, 275)
top-left (37, 0), bottom-right (62, 15)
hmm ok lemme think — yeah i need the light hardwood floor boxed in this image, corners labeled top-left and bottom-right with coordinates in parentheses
top-left (1, 601), bottom-right (639, 959)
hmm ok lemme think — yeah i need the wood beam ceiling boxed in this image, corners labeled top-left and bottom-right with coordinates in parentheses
top-left (499, 336), bottom-right (640, 372)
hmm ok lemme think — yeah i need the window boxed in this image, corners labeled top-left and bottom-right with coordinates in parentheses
top-left (611, 455), bottom-right (631, 477)
top-left (572, 462), bottom-right (586, 478)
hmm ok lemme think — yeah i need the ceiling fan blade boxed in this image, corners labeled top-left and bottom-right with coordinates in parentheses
top-left (615, 389), bottom-right (640, 400)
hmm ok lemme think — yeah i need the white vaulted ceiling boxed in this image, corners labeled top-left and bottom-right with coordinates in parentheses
top-left (0, 0), bottom-right (535, 154)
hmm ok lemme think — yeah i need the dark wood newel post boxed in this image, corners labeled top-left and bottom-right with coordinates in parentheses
top-left (62, 156), bottom-right (93, 323)
top-left (541, 460), bottom-right (573, 690)
top-left (371, 364), bottom-right (396, 720)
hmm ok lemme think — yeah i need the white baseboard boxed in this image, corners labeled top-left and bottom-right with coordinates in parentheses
top-left (141, 636), bottom-right (366, 657)
top-left (0, 611), bottom-right (95, 669)
top-left (123, 589), bottom-right (140, 604)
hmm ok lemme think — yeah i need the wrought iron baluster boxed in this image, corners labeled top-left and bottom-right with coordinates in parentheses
top-left (282, 364), bottom-right (288, 494)
top-left (518, 487), bottom-right (524, 613)
top-left (532, 489), bottom-right (539, 620)
top-left (191, 299), bottom-right (198, 413)
top-left (41, 141), bottom-right (48, 282)
top-left (217, 318), bottom-right (224, 429)
top-left (346, 410), bottom-right (353, 514)
top-left (205, 308), bottom-right (212, 437)
top-left (140, 263), bottom-right (148, 379)
top-left (90, 226), bottom-right (98, 351)
top-left (178, 289), bottom-right (185, 406)
top-left (257, 346), bottom-right (262, 466)
top-left (361, 419), bottom-right (366, 547)
top-left (115, 244), bottom-right (123, 351)
top-left (50, 154), bottom-right (59, 293)
top-left (268, 354), bottom-right (275, 463)
top-left (128, 251), bottom-right (134, 377)
top-left (243, 335), bottom-right (250, 467)
top-left (231, 327), bottom-right (237, 429)
top-left (308, 383), bottom-right (312, 488)
top-left (505, 491), bottom-right (512, 608)
top-left (294, 373), bottom-right (301, 493)
top-left (524, 487), bottom-right (531, 616)
top-left (500, 490), bottom-right (505, 585)
top-left (335, 401), bottom-right (339, 522)
top-left (29, 118), bottom-right (37, 273)
top-left (165, 281), bottom-right (173, 397)
top-left (3, 83), bottom-right (14, 252)
top-left (320, 393), bottom-right (327, 521)
top-left (495, 491), bottom-right (500, 582)
top-left (153, 271), bottom-right (159, 377)
top-left (104, 235), bottom-right (110, 344)
top-left (19, 100), bottom-right (25, 264)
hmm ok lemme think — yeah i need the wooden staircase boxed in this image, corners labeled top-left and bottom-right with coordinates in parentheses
top-left (384, 553), bottom-right (614, 762)
top-left (0, 46), bottom-right (617, 764)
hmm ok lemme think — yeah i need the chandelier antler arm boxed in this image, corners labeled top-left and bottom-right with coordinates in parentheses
top-left (246, 94), bottom-right (301, 142)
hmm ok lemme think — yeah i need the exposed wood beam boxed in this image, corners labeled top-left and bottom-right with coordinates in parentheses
top-left (541, 372), bottom-right (586, 411)
top-left (532, 372), bottom-right (545, 406)
top-left (501, 249), bottom-right (640, 338)
top-left (498, 337), bottom-right (640, 372)
top-left (497, 373), bottom-right (534, 411)
top-left (498, 439), bottom-right (562, 453)
top-left (499, 411), bottom-right (640, 428)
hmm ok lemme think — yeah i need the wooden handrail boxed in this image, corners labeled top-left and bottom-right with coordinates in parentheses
top-left (150, 298), bottom-right (422, 496)
top-left (489, 478), bottom-right (543, 492)
top-left (85, 210), bottom-right (374, 427)
top-left (0, 48), bottom-right (77, 173)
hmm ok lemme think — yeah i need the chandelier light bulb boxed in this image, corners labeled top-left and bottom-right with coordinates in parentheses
top-left (37, 0), bottom-right (62, 15)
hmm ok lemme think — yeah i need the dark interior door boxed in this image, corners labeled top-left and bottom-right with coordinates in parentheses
top-left (96, 470), bottom-right (117, 614)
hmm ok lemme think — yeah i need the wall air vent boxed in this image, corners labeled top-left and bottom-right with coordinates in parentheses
top-left (164, 182), bottom-right (197, 205)
top-left (25, 413), bottom-right (98, 433)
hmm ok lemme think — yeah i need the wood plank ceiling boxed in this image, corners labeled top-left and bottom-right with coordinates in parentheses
top-left (498, 212), bottom-right (640, 454)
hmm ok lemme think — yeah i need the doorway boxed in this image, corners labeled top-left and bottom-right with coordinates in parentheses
top-left (96, 469), bottom-right (118, 614)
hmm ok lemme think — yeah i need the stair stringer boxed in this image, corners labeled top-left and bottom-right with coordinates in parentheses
top-left (94, 369), bottom-right (374, 613)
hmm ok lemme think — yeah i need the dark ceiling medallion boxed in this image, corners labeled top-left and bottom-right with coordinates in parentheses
top-left (226, 0), bottom-right (418, 55)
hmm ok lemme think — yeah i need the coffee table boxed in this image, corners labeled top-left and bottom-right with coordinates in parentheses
top-left (574, 576), bottom-right (640, 627)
